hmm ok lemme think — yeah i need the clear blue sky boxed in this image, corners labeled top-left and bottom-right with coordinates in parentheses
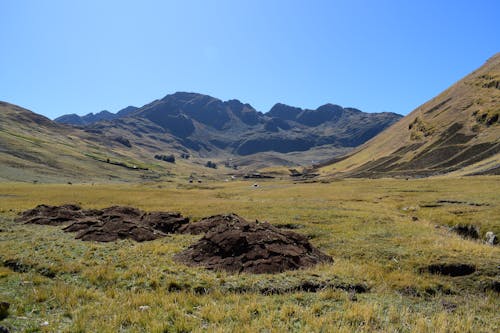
top-left (1, 0), bottom-right (499, 119)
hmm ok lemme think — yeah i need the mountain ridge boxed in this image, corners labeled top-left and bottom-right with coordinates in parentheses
top-left (0, 92), bottom-right (401, 182)
top-left (56, 91), bottom-right (402, 157)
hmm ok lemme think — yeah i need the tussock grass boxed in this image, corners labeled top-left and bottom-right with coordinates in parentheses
top-left (0, 177), bottom-right (499, 332)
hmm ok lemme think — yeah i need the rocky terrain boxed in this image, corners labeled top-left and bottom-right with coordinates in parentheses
top-left (56, 92), bottom-right (401, 157)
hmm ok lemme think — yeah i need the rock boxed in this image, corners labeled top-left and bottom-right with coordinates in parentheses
top-left (450, 224), bottom-right (480, 240)
top-left (485, 231), bottom-right (498, 245)
top-left (0, 302), bottom-right (9, 320)
top-left (175, 215), bottom-right (333, 274)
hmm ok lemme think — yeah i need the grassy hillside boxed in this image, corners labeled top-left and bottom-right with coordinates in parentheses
top-left (0, 101), bottom-right (360, 182)
top-left (0, 102), bottom-right (239, 182)
top-left (319, 53), bottom-right (500, 178)
top-left (0, 177), bottom-right (499, 332)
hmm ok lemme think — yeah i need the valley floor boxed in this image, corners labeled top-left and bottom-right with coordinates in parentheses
top-left (0, 177), bottom-right (499, 332)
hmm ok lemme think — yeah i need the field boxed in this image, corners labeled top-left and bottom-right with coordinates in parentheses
top-left (0, 177), bottom-right (499, 332)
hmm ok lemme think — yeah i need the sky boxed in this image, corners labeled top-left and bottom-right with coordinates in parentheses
top-left (1, 0), bottom-right (499, 119)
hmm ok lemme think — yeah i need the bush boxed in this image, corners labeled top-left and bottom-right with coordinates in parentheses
top-left (154, 154), bottom-right (175, 163)
top-left (205, 161), bottom-right (217, 169)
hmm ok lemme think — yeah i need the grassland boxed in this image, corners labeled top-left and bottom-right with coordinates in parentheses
top-left (0, 177), bottom-right (499, 332)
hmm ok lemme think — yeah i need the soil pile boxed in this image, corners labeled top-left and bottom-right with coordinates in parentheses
top-left (175, 214), bottom-right (333, 274)
top-left (15, 204), bottom-right (85, 225)
top-left (16, 204), bottom-right (189, 242)
top-left (179, 213), bottom-right (246, 234)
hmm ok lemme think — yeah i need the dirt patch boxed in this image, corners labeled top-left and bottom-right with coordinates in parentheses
top-left (178, 213), bottom-right (246, 235)
top-left (3, 259), bottom-right (56, 278)
top-left (423, 263), bottom-right (476, 277)
top-left (223, 280), bottom-right (368, 295)
top-left (437, 199), bottom-right (488, 206)
top-left (15, 204), bottom-right (85, 225)
top-left (175, 214), bottom-right (333, 274)
top-left (450, 224), bottom-right (480, 240)
top-left (274, 223), bottom-right (305, 230)
top-left (66, 219), bottom-right (165, 242)
top-left (16, 205), bottom-right (189, 242)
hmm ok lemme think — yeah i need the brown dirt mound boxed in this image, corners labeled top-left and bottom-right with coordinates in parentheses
top-left (178, 213), bottom-right (246, 234)
top-left (69, 219), bottom-right (165, 242)
top-left (16, 205), bottom-right (189, 242)
top-left (15, 204), bottom-right (85, 225)
top-left (175, 214), bottom-right (333, 274)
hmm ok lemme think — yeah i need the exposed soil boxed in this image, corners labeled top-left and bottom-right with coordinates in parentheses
top-left (16, 204), bottom-right (189, 242)
top-left (175, 214), bottom-right (333, 274)
top-left (178, 213), bottom-right (246, 235)
top-left (450, 224), bottom-right (480, 240)
top-left (423, 263), bottom-right (476, 277)
top-left (15, 204), bottom-right (85, 225)
top-left (17, 206), bottom-right (333, 274)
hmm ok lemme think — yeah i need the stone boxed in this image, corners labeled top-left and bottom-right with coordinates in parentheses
top-left (485, 231), bottom-right (498, 245)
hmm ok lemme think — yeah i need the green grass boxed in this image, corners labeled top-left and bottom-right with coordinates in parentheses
top-left (0, 177), bottom-right (499, 332)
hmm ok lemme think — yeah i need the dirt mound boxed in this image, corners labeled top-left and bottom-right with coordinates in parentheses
top-left (179, 213), bottom-right (246, 234)
top-left (15, 204), bottom-right (84, 225)
top-left (68, 219), bottom-right (165, 242)
top-left (17, 204), bottom-right (189, 242)
top-left (175, 215), bottom-right (333, 274)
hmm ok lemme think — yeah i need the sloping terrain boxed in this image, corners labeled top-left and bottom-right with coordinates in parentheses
top-left (0, 92), bottom-right (401, 182)
top-left (0, 102), bottom-right (212, 182)
top-left (56, 92), bottom-right (401, 158)
top-left (319, 53), bottom-right (500, 178)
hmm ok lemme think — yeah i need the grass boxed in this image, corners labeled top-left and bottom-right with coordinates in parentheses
top-left (0, 177), bottom-right (499, 332)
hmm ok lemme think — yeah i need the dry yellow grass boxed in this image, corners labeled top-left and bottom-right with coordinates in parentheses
top-left (0, 177), bottom-right (499, 332)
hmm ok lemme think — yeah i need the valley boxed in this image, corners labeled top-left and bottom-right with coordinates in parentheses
top-left (0, 177), bottom-right (499, 332)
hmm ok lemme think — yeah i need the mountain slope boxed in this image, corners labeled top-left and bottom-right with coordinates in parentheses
top-left (81, 92), bottom-right (402, 158)
top-left (319, 53), bottom-right (500, 178)
top-left (0, 102), bottom-right (209, 182)
top-left (1, 90), bottom-right (403, 182)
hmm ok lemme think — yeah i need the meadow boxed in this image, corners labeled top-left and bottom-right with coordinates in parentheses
top-left (0, 176), bottom-right (499, 332)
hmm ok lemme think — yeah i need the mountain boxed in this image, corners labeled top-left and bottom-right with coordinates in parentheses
top-left (1, 92), bottom-right (401, 181)
top-left (81, 91), bottom-right (401, 157)
top-left (318, 53), bottom-right (500, 178)
top-left (0, 101), bottom-right (210, 182)
top-left (54, 106), bottom-right (138, 125)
